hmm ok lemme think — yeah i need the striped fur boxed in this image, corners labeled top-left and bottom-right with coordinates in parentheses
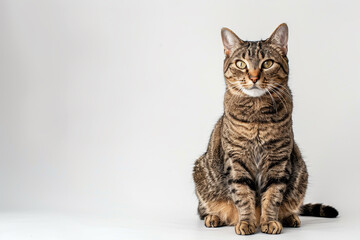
top-left (300, 203), bottom-right (338, 218)
top-left (193, 23), bottom-right (338, 235)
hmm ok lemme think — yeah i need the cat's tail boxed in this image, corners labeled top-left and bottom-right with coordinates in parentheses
top-left (299, 203), bottom-right (338, 218)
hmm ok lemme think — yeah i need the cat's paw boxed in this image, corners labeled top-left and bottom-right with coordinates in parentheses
top-left (282, 214), bottom-right (301, 227)
top-left (261, 220), bottom-right (282, 234)
top-left (234, 221), bottom-right (256, 235)
top-left (204, 215), bottom-right (223, 227)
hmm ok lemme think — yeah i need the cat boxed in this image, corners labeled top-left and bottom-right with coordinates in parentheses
top-left (192, 23), bottom-right (338, 235)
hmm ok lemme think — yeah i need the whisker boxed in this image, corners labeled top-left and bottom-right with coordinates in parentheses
top-left (225, 84), bottom-right (240, 92)
top-left (266, 89), bottom-right (277, 114)
top-left (269, 87), bottom-right (288, 113)
top-left (271, 83), bottom-right (292, 99)
top-left (268, 83), bottom-right (292, 102)
top-left (225, 85), bottom-right (242, 105)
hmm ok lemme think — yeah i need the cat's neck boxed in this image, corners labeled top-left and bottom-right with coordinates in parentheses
top-left (224, 87), bottom-right (293, 116)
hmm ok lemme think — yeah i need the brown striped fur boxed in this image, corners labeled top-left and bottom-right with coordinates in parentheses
top-left (193, 23), bottom-right (338, 235)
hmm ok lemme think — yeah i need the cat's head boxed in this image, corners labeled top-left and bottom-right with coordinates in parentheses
top-left (221, 23), bottom-right (289, 97)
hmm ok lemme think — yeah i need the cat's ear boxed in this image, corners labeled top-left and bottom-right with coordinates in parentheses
top-left (267, 23), bottom-right (288, 55)
top-left (221, 28), bottom-right (244, 57)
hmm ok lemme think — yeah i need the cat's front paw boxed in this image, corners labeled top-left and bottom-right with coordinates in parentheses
top-left (261, 220), bottom-right (282, 234)
top-left (234, 221), bottom-right (256, 235)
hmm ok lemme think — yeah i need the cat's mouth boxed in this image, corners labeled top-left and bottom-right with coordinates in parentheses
top-left (242, 85), bottom-right (266, 97)
top-left (249, 85), bottom-right (261, 90)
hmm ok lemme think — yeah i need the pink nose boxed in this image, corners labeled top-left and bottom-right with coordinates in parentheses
top-left (248, 69), bottom-right (260, 83)
top-left (249, 75), bottom-right (259, 83)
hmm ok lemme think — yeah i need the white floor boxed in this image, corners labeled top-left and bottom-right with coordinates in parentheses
top-left (0, 211), bottom-right (357, 240)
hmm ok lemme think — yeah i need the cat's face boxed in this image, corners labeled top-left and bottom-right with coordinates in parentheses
top-left (222, 24), bottom-right (289, 97)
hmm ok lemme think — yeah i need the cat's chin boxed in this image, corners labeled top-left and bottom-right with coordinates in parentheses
top-left (242, 88), bottom-right (267, 97)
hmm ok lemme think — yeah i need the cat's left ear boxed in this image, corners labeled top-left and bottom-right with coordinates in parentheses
top-left (267, 23), bottom-right (288, 55)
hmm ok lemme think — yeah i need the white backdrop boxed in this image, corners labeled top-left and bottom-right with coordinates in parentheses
top-left (0, 0), bottom-right (360, 239)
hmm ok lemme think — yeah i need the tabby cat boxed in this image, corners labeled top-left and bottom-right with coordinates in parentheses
top-left (192, 23), bottom-right (338, 235)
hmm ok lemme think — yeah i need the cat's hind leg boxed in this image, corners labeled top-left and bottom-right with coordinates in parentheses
top-left (281, 213), bottom-right (301, 227)
top-left (204, 215), bottom-right (223, 227)
top-left (278, 201), bottom-right (301, 227)
top-left (200, 200), bottom-right (239, 227)
top-left (198, 201), bottom-right (225, 228)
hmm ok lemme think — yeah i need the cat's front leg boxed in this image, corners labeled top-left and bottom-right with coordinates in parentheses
top-left (227, 156), bottom-right (257, 235)
top-left (259, 155), bottom-right (290, 234)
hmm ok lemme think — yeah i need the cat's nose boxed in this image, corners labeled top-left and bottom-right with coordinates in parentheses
top-left (248, 69), bottom-right (260, 83)
top-left (249, 75), bottom-right (259, 83)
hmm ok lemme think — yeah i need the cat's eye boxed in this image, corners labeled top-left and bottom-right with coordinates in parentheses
top-left (262, 60), bottom-right (274, 69)
top-left (235, 60), bottom-right (247, 69)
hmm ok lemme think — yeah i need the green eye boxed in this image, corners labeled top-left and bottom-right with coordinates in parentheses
top-left (235, 60), bottom-right (247, 69)
top-left (262, 60), bottom-right (274, 69)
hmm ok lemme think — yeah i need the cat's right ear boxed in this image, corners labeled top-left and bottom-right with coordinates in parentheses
top-left (221, 28), bottom-right (244, 57)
